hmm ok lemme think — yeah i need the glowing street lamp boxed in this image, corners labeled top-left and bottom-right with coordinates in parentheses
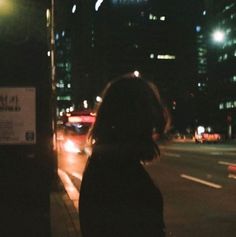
top-left (212, 30), bottom-right (225, 43)
top-left (0, 0), bottom-right (14, 15)
top-left (133, 70), bottom-right (140, 78)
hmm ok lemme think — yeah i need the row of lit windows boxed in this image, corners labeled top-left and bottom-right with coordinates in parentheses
top-left (218, 50), bottom-right (236, 62)
top-left (55, 31), bottom-right (66, 40)
top-left (198, 69), bottom-right (207, 74)
top-left (57, 95), bottom-right (72, 101)
top-left (56, 82), bottom-right (71, 89)
top-left (219, 100), bottom-right (236, 110)
top-left (223, 39), bottom-right (236, 48)
top-left (56, 62), bottom-right (71, 71)
top-left (149, 53), bottom-right (176, 60)
top-left (222, 3), bottom-right (235, 13)
top-left (149, 14), bottom-right (166, 22)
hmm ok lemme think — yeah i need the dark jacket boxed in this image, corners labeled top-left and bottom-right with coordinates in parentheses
top-left (79, 153), bottom-right (165, 237)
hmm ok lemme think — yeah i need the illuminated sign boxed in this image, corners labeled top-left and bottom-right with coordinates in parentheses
top-left (111, 0), bottom-right (148, 5)
top-left (0, 87), bottom-right (36, 144)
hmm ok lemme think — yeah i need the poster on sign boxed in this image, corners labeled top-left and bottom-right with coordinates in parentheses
top-left (0, 87), bottom-right (36, 144)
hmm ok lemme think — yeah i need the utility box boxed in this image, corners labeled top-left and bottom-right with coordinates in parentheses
top-left (0, 1), bottom-right (56, 236)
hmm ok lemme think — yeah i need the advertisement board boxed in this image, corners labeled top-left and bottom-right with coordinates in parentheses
top-left (0, 87), bottom-right (36, 144)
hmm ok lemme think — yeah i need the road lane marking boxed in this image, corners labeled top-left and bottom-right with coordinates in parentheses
top-left (163, 152), bottom-right (181, 158)
top-left (180, 174), bottom-right (222, 189)
top-left (228, 174), bottom-right (236, 179)
top-left (71, 172), bottom-right (83, 181)
top-left (210, 152), bottom-right (223, 155)
top-left (58, 169), bottom-right (79, 211)
top-left (218, 161), bottom-right (236, 166)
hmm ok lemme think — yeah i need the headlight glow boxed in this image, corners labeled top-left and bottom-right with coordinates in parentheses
top-left (64, 140), bottom-right (81, 153)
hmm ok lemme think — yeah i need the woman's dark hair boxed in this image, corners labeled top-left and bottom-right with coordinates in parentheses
top-left (89, 76), bottom-right (171, 162)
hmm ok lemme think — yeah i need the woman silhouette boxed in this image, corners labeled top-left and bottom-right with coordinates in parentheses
top-left (79, 75), bottom-right (170, 237)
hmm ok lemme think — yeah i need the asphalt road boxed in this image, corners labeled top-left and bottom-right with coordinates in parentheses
top-left (58, 141), bottom-right (236, 237)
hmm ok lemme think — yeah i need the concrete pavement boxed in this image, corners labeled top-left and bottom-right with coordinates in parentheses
top-left (50, 176), bottom-right (82, 237)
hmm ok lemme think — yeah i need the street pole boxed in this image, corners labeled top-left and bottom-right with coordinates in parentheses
top-left (50, 0), bottom-right (58, 177)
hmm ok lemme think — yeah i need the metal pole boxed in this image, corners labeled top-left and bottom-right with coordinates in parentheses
top-left (50, 0), bottom-right (58, 176)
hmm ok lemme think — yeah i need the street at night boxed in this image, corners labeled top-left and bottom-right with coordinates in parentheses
top-left (58, 141), bottom-right (236, 237)
top-left (1, 0), bottom-right (236, 236)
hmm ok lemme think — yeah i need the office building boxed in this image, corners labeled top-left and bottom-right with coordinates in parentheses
top-left (205, 0), bottom-right (236, 136)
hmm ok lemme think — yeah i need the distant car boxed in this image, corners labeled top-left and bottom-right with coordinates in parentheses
top-left (61, 113), bottom-right (95, 153)
top-left (194, 126), bottom-right (221, 143)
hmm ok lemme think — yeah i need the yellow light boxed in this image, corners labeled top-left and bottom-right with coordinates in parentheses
top-left (0, 0), bottom-right (14, 15)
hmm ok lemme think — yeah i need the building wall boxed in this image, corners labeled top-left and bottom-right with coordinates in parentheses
top-left (206, 1), bottom-right (236, 136)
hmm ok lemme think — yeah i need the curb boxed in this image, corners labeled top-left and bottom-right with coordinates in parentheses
top-left (50, 176), bottom-right (82, 237)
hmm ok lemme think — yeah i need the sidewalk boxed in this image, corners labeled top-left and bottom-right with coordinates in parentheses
top-left (50, 177), bottom-right (82, 237)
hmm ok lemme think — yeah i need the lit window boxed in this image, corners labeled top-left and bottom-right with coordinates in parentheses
top-left (234, 50), bottom-right (236, 57)
top-left (203, 10), bottom-right (206, 15)
top-left (160, 16), bottom-right (166, 21)
top-left (149, 13), bottom-right (157, 21)
top-left (219, 103), bottom-right (224, 110)
top-left (57, 96), bottom-right (71, 101)
top-left (150, 53), bottom-right (154, 59)
top-left (196, 26), bottom-right (201, 32)
top-left (56, 82), bottom-right (64, 88)
top-left (226, 28), bottom-right (231, 34)
top-left (223, 54), bottom-right (228, 60)
top-left (72, 4), bottom-right (76, 13)
top-left (226, 101), bottom-right (232, 108)
top-left (67, 84), bottom-right (71, 88)
top-left (233, 76), bottom-right (236, 81)
top-left (231, 13), bottom-right (236, 19)
top-left (62, 31), bottom-right (65, 37)
top-left (157, 54), bottom-right (176, 60)
top-left (46, 9), bottom-right (50, 27)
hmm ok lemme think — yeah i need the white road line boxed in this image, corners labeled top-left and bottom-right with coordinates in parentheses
top-left (163, 152), bottom-right (181, 158)
top-left (180, 174), bottom-right (222, 189)
top-left (58, 169), bottom-right (79, 211)
top-left (218, 161), bottom-right (236, 166)
top-left (210, 152), bottom-right (223, 155)
top-left (228, 174), bottom-right (236, 180)
top-left (71, 172), bottom-right (83, 181)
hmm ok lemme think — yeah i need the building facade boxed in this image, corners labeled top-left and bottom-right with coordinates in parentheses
top-left (205, 0), bottom-right (236, 137)
top-left (70, 0), bottom-right (201, 131)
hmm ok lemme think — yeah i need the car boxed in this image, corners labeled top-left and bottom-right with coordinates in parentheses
top-left (61, 113), bottom-right (95, 153)
top-left (194, 126), bottom-right (221, 143)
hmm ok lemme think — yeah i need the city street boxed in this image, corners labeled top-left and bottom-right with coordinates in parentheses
top-left (58, 141), bottom-right (236, 237)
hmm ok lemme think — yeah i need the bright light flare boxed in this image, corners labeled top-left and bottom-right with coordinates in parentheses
top-left (64, 140), bottom-right (81, 153)
top-left (133, 70), bottom-right (140, 77)
top-left (0, 0), bottom-right (14, 15)
top-left (95, 0), bottom-right (104, 11)
top-left (72, 4), bottom-right (76, 13)
top-left (212, 30), bottom-right (225, 43)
